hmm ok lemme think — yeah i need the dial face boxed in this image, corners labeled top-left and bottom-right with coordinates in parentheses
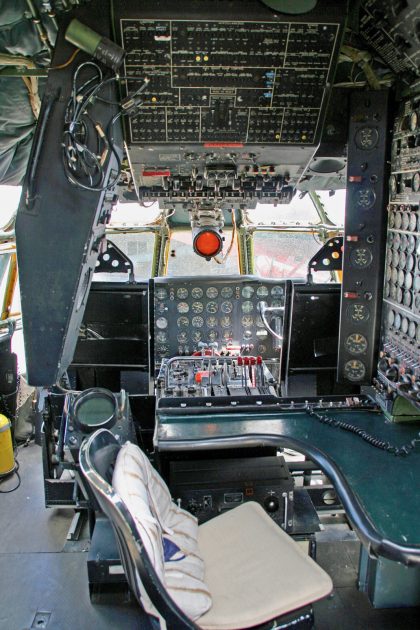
top-left (192, 331), bottom-right (202, 343)
top-left (177, 302), bottom-right (189, 314)
top-left (402, 212), bottom-right (410, 230)
top-left (343, 359), bottom-right (366, 382)
top-left (192, 301), bottom-right (204, 314)
top-left (356, 187), bottom-right (376, 210)
top-left (223, 330), bottom-right (233, 340)
top-left (394, 213), bottom-right (402, 229)
top-left (401, 317), bottom-right (409, 334)
top-left (387, 310), bottom-right (395, 327)
top-left (156, 317), bottom-right (168, 329)
top-left (157, 302), bottom-right (167, 313)
top-left (191, 287), bottom-right (203, 299)
top-left (192, 316), bottom-right (204, 328)
top-left (206, 286), bottom-right (218, 299)
top-left (243, 330), bottom-right (253, 340)
top-left (349, 247), bottom-right (373, 269)
top-left (177, 316), bottom-right (189, 328)
top-left (156, 331), bottom-right (168, 343)
top-left (242, 315), bottom-right (254, 327)
top-left (220, 316), bottom-right (231, 328)
top-left (221, 286), bottom-right (233, 298)
top-left (155, 288), bottom-right (167, 300)
top-left (157, 345), bottom-right (169, 355)
top-left (208, 330), bottom-right (219, 341)
top-left (354, 126), bottom-right (379, 150)
top-left (409, 111), bottom-right (418, 132)
top-left (344, 333), bottom-right (368, 355)
top-left (394, 313), bottom-right (402, 330)
top-left (412, 172), bottom-right (420, 193)
top-left (206, 301), bottom-right (218, 314)
top-left (257, 286), bottom-right (269, 298)
top-left (258, 344), bottom-right (267, 353)
top-left (177, 332), bottom-right (188, 344)
top-left (206, 316), bottom-right (218, 328)
top-left (409, 212), bottom-right (417, 231)
top-left (176, 287), bottom-right (188, 299)
top-left (242, 300), bottom-right (254, 314)
top-left (221, 300), bottom-right (233, 314)
top-left (408, 321), bottom-right (416, 339)
top-left (347, 303), bottom-right (370, 323)
top-left (242, 285), bottom-right (254, 299)
top-left (271, 285), bottom-right (284, 297)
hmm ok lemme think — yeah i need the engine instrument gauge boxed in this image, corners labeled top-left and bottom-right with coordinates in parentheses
top-left (242, 286), bottom-right (254, 298)
top-left (271, 285), bottom-right (284, 297)
top-left (177, 316), bottom-right (189, 328)
top-left (176, 287), bottom-right (188, 299)
top-left (208, 330), bottom-right (219, 341)
top-left (347, 303), bottom-right (370, 323)
top-left (156, 331), bottom-right (168, 343)
top-left (223, 330), bottom-right (232, 340)
top-left (206, 301), bottom-right (218, 313)
top-left (156, 317), bottom-right (168, 329)
top-left (206, 316), bottom-right (218, 328)
top-left (256, 286), bottom-right (269, 298)
top-left (242, 301), bottom-right (254, 313)
top-left (191, 287), bottom-right (203, 299)
top-left (155, 288), bottom-right (167, 300)
top-left (220, 316), bottom-right (231, 328)
top-left (344, 333), bottom-right (368, 355)
top-left (206, 287), bottom-right (218, 299)
top-left (349, 247), bottom-right (373, 269)
top-left (343, 359), bottom-right (366, 382)
top-left (241, 315), bottom-right (254, 327)
top-left (177, 302), bottom-right (189, 313)
top-left (221, 286), bottom-right (233, 298)
top-left (243, 330), bottom-right (253, 340)
top-left (192, 301), bottom-right (204, 314)
top-left (192, 316), bottom-right (204, 328)
top-left (157, 345), bottom-right (169, 355)
top-left (177, 332), bottom-right (188, 344)
top-left (192, 331), bottom-right (202, 343)
top-left (221, 301), bottom-right (233, 313)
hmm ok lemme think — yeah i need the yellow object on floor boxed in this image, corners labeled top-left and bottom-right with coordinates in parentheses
top-left (0, 414), bottom-right (15, 477)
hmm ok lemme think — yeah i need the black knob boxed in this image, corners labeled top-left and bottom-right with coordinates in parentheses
top-left (264, 495), bottom-right (279, 513)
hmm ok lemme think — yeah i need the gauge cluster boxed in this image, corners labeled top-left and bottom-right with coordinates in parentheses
top-left (152, 276), bottom-right (289, 364)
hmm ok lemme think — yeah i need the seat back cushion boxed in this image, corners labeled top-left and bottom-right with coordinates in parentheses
top-left (112, 442), bottom-right (212, 621)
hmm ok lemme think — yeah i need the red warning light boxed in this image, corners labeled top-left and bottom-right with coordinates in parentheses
top-left (193, 230), bottom-right (223, 258)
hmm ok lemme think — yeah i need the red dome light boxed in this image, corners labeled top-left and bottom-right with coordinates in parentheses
top-left (193, 230), bottom-right (223, 258)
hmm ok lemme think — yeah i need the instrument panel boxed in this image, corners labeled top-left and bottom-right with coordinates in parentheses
top-left (152, 276), bottom-right (289, 364)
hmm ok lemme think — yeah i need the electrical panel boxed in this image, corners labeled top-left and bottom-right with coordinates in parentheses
top-left (337, 90), bottom-right (391, 385)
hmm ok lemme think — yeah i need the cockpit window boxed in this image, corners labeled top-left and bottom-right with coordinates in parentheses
top-left (167, 229), bottom-right (239, 277)
top-left (94, 232), bottom-right (156, 281)
top-left (109, 201), bottom-right (161, 226)
top-left (0, 185), bottom-right (21, 229)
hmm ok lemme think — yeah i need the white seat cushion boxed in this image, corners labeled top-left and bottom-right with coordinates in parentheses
top-left (197, 502), bottom-right (333, 630)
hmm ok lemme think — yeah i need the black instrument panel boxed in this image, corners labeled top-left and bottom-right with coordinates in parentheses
top-left (152, 276), bottom-right (290, 364)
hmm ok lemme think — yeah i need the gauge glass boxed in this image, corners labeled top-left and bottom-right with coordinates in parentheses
top-left (206, 301), bottom-right (218, 313)
top-left (221, 300), bottom-right (233, 313)
top-left (343, 359), bottom-right (366, 382)
top-left (403, 291), bottom-right (412, 307)
top-left (157, 345), bottom-right (169, 355)
top-left (177, 316), bottom-right (189, 328)
top-left (177, 302), bottom-right (189, 314)
top-left (243, 330), bottom-right (253, 340)
top-left (402, 212), bottom-right (410, 230)
top-left (387, 310), bottom-right (395, 327)
top-left (208, 330), bottom-right (219, 341)
top-left (256, 286), bottom-right (269, 298)
top-left (242, 285), bottom-right (254, 299)
top-left (223, 330), bottom-right (233, 340)
top-left (258, 344), bottom-right (267, 354)
top-left (192, 331), bottom-right (202, 343)
top-left (220, 316), bottom-right (231, 328)
top-left (206, 316), bottom-right (218, 328)
top-left (192, 316), bottom-right (204, 328)
top-left (156, 317), bottom-right (168, 329)
top-left (344, 333), bottom-right (368, 355)
top-left (394, 212), bottom-right (402, 229)
top-left (409, 111), bottom-right (418, 132)
top-left (271, 285), bottom-right (284, 297)
top-left (241, 315), bottom-right (254, 327)
top-left (155, 288), bottom-right (167, 300)
top-left (350, 247), bottom-right (373, 269)
top-left (192, 301), bottom-right (204, 314)
top-left (347, 303), bottom-right (370, 323)
top-left (191, 287), bottom-right (203, 299)
top-left (394, 313), bottom-right (402, 329)
top-left (409, 212), bottom-right (417, 231)
top-left (156, 331), bottom-right (168, 343)
top-left (412, 172), bottom-right (420, 193)
top-left (177, 332), bottom-right (188, 343)
top-left (176, 287), bottom-right (188, 299)
top-left (401, 317), bottom-right (409, 334)
top-left (206, 286), bottom-right (218, 299)
top-left (221, 286), bottom-right (233, 298)
top-left (242, 301), bottom-right (254, 314)
top-left (408, 321), bottom-right (416, 339)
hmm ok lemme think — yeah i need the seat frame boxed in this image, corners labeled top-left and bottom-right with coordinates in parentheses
top-left (79, 429), bottom-right (314, 630)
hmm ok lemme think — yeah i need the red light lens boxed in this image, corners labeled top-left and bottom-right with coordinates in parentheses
top-left (194, 230), bottom-right (222, 257)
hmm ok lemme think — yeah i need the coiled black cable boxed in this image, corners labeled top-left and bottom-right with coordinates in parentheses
top-left (306, 407), bottom-right (420, 457)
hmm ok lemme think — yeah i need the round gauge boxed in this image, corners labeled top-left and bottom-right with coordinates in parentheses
top-left (388, 212), bottom-right (395, 228)
top-left (242, 301), bottom-right (254, 314)
top-left (208, 330), bottom-right (219, 341)
top-left (192, 316), bottom-right (204, 328)
top-left (155, 288), bottom-right (168, 300)
top-left (256, 329), bottom-right (268, 339)
top-left (414, 275), bottom-right (420, 291)
top-left (221, 300), bottom-right (233, 314)
top-left (417, 323), bottom-right (420, 344)
top-left (206, 316), bottom-right (218, 328)
top-left (206, 286), bottom-right (218, 299)
top-left (222, 330), bottom-right (232, 340)
top-left (387, 310), bottom-right (395, 327)
top-left (384, 283), bottom-right (390, 298)
top-left (206, 301), bottom-right (218, 314)
top-left (407, 235), bottom-right (416, 253)
top-left (356, 187), bottom-right (376, 210)
top-left (156, 317), bottom-right (168, 330)
top-left (221, 286), bottom-right (233, 298)
top-left (386, 265), bottom-right (392, 281)
top-left (176, 287), bottom-right (188, 299)
top-left (157, 345), bottom-right (169, 355)
top-left (349, 247), bottom-right (373, 269)
top-left (177, 316), bottom-right (189, 328)
top-left (389, 175), bottom-right (397, 198)
top-left (394, 312), bottom-right (402, 330)
top-left (397, 269), bottom-right (405, 286)
top-left (242, 315), bottom-right (254, 327)
top-left (177, 332), bottom-right (188, 343)
top-left (405, 273), bottom-right (413, 290)
top-left (271, 285), bottom-right (284, 297)
top-left (354, 126), bottom-right (379, 150)
top-left (192, 330), bottom-right (202, 343)
top-left (409, 212), bottom-right (417, 231)
top-left (394, 212), bottom-right (402, 229)
top-left (347, 303), bottom-right (370, 323)
top-left (242, 286), bottom-right (254, 299)
top-left (408, 321), bottom-right (416, 339)
top-left (345, 333), bottom-right (368, 355)
top-left (412, 172), bottom-right (420, 193)
top-left (220, 316), bottom-right (231, 328)
top-left (191, 287), bottom-right (203, 299)
top-left (258, 344), bottom-right (267, 354)
top-left (256, 286), bottom-right (269, 298)
top-left (177, 301), bottom-right (189, 314)
top-left (397, 287), bottom-right (403, 304)
top-left (390, 284), bottom-right (397, 300)
top-left (156, 331), bottom-right (168, 343)
top-left (243, 330), bottom-right (253, 340)
top-left (192, 301), bottom-right (204, 314)
top-left (157, 302), bottom-right (167, 314)
top-left (409, 110), bottom-right (418, 132)
top-left (401, 212), bottom-right (410, 230)
top-left (343, 359), bottom-right (366, 382)
top-left (406, 254), bottom-right (415, 272)
top-left (403, 291), bottom-right (412, 307)
top-left (394, 232), bottom-right (401, 249)
top-left (398, 251), bottom-right (406, 269)
top-left (401, 317), bottom-right (409, 334)
top-left (392, 250), bottom-right (400, 268)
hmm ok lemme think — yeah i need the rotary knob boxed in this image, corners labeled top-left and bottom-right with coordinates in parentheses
top-left (264, 495), bottom-right (279, 513)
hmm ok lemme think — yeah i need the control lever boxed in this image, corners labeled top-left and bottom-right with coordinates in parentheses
top-left (257, 301), bottom-right (284, 343)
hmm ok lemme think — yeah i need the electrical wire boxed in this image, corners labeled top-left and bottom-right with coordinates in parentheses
top-left (213, 210), bottom-right (237, 264)
top-left (50, 48), bottom-right (80, 70)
